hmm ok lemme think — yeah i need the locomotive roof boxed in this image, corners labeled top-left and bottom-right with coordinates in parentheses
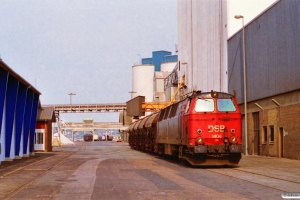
top-left (159, 91), bottom-right (235, 112)
top-left (189, 91), bottom-right (234, 99)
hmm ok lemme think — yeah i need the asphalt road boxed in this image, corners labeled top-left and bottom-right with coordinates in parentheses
top-left (0, 141), bottom-right (300, 200)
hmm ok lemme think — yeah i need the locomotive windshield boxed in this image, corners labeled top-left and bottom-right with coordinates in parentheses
top-left (217, 99), bottom-right (236, 112)
top-left (194, 98), bottom-right (236, 112)
top-left (195, 99), bottom-right (214, 112)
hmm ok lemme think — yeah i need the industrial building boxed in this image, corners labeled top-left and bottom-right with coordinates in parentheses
top-left (130, 0), bottom-right (300, 160)
top-left (0, 59), bottom-right (40, 163)
top-left (177, 0), bottom-right (228, 94)
top-left (228, 0), bottom-right (300, 159)
top-left (35, 106), bottom-right (56, 152)
top-left (131, 50), bottom-right (177, 103)
top-left (174, 0), bottom-right (300, 160)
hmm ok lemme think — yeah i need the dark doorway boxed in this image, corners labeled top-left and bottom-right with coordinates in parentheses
top-left (253, 112), bottom-right (260, 155)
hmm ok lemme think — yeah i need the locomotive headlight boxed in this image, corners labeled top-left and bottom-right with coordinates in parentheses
top-left (196, 137), bottom-right (204, 145)
top-left (230, 136), bottom-right (238, 144)
top-left (231, 129), bottom-right (235, 134)
top-left (197, 129), bottom-right (202, 134)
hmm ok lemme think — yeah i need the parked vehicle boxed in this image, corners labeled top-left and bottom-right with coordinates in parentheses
top-left (83, 134), bottom-right (99, 141)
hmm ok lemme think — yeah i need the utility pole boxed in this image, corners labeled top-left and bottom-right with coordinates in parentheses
top-left (68, 93), bottom-right (76, 110)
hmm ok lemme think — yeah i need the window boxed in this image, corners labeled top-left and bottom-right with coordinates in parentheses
top-left (263, 126), bottom-right (267, 144)
top-left (163, 106), bottom-right (171, 120)
top-left (35, 132), bottom-right (43, 144)
top-left (185, 100), bottom-right (190, 113)
top-left (217, 99), bottom-right (236, 112)
top-left (269, 126), bottom-right (274, 144)
top-left (169, 103), bottom-right (179, 118)
top-left (195, 99), bottom-right (214, 112)
top-left (158, 109), bottom-right (165, 121)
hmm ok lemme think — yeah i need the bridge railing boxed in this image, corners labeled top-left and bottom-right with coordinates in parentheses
top-left (60, 122), bottom-right (128, 130)
top-left (43, 103), bottom-right (127, 113)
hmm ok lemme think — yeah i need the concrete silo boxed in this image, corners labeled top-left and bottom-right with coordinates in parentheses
top-left (177, 0), bottom-right (228, 94)
top-left (131, 64), bottom-right (154, 102)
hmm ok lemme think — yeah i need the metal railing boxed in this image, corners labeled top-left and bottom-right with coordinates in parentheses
top-left (44, 103), bottom-right (127, 114)
top-left (60, 122), bottom-right (128, 130)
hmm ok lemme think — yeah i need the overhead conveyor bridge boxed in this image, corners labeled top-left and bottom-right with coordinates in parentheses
top-left (45, 103), bottom-right (127, 115)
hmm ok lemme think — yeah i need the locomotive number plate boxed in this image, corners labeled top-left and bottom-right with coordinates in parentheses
top-left (212, 134), bottom-right (222, 138)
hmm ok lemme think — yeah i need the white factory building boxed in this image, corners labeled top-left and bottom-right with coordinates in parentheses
top-left (131, 51), bottom-right (178, 105)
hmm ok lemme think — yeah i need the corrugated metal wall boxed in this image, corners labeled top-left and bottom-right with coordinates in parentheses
top-left (152, 51), bottom-right (172, 71)
top-left (178, 0), bottom-right (228, 93)
top-left (228, 0), bottom-right (300, 104)
top-left (0, 60), bottom-right (41, 161)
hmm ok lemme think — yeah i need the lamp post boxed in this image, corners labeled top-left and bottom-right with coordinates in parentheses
top-left (235, 15), bottom-right (248, 155)
top-left (129, 91), bottom-right (137, 99)
top-left (156, 96), bottom-right (159, 110)
top-left (68, 93), bottom-right (76, 109)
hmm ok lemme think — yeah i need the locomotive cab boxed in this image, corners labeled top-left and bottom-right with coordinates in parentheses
top-left (181, 91), bottom-right (242, 165)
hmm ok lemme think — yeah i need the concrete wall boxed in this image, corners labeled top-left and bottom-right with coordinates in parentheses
top-left (178, 0), bottom-right (228, 93)
top-left (245, 90), bottom-right (300, 160)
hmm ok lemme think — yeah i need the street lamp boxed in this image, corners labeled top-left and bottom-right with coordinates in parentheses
top-left (235, 15), bottom-right (248, 155)
top-left (129, 91), bottom-right (137, 99)
top-left (68, 93), bottom-right (76, 109)
top-left (156, 96), bottom-right (159, 110)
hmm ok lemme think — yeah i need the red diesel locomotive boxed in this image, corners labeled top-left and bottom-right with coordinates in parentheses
top-left (128, 91), bottom-right (242, 166)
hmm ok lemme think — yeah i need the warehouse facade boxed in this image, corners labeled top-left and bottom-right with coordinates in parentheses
top-left (228, 0), bottom-right (300, 159)
top-left (0, 59), bottom-right (40, 163)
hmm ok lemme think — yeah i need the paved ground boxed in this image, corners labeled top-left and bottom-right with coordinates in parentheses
top-left (0, 141), bottom-right (300, 200)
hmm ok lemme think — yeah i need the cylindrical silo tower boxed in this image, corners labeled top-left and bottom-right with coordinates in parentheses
top-left (132, 64), bottom-right (154, 102)
top-left (177, 0), bottom-right (228, 94)
top-left (161, 62), bottom-right (177, 72)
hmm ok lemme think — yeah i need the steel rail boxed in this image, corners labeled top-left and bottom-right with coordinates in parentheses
top-left (2, 147), bottom-right (81, 200)
top-left (206, 167), bottom-right (300, 192)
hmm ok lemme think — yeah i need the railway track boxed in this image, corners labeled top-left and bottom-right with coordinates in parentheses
top-left (0, 147), bottom-right (81, 200)
top-left (207, 167), bottom-right (300, 192)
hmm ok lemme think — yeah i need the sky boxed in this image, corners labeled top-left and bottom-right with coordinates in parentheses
top-left (227, 0), bottom-right (277, 36)
top-left (0, 0), bottom-right (277, 122)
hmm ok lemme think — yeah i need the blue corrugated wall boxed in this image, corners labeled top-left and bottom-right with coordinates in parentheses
top-left (29, 93), bottom-right (39, 153)
top-left (141, 51), bottom-right (175, 71)
top-left (15, 84), bottom-right (27, 156)
top-left (22, 90), bottom-right (34, 155)
top-left (5, 76), bottom-right (19, 157)
top-left (152, 51), bottom-right (171, 71)
top-left (162, 55), bottom-right (178, 63)
top-left (0, 69), bottom-right (8, 138)
top-left (0, 64), bottom-right (40, 161)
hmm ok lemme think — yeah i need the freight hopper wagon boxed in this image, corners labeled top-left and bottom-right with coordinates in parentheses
top-left (128, 91), bottom-right (242, 166)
